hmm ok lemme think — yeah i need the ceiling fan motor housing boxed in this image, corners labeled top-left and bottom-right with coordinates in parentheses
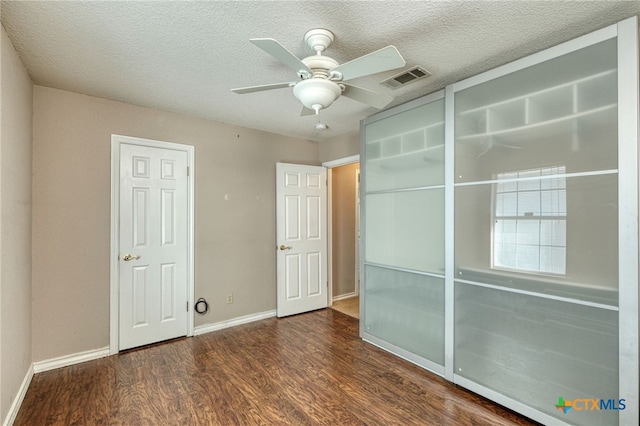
top-left (301, 55), bottom-right (339, 78)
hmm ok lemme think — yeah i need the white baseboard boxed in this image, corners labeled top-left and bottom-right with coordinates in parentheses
top-left (33, 312), bottom-right (276, 374)
top-left (3, 364), bottom-right (33, 426)
top-left (33, 346), bottom-right (110, 374)
top-left (333, 292), bottom-right (357, 302)
top-left (193, 309), bottom-right (276, 336)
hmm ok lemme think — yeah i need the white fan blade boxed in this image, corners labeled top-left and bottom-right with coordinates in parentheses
top-left (332, 46), bottom-right (406, 81)
top-left (250, 38), bottom-right (313, 76)
top-left (231, 82), bottom-right (294, 94)
top-left (342, 84), bottom-right (393, 109)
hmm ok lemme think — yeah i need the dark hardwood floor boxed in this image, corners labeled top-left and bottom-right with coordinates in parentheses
top-left (16, 309), bottom-right (537, 425)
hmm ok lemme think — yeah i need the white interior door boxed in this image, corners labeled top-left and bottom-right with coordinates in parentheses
top-left (118, 142), bottom-right (189, 350)
top-left (276, 162), bottom-right (328, 317)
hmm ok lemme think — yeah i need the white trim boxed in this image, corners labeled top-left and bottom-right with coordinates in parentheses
top-left (33, 347), bottom-right (110, 373)
top-left (354, 168), bottom-right (360, 297)
top-left (444, 84), bottom-right (455, 382)
top-left (193, 310), bottom-right (276, 336)
top-left (2, 365), bottom-right (34, 426)
top-left (110, 138), bottom-right (119, 354)
top-left (326, 168), bottom-right (334, 306)
top-left (359, 121), bottom-right (366, 339)
top-left (617, 16), bottom-right (639, 426)
top-left (110, 134), bottom-right (195, 355)
top-left (322, 154), bottom-right (359, 168)
top-left (332, 292), bottom-right (357, 302)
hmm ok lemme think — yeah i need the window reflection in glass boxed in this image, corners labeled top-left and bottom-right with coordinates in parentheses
top-left (492, 166), bottom-right (567, 275)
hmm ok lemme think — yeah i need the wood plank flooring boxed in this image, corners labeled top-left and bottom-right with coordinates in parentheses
top-left (15, 309), bottom-right (537, 425)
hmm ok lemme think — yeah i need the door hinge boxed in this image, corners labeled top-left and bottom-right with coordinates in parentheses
top-left (187, 167), bottom-right (190, 177)
top-left (187, 301), bottom-right (189, 312)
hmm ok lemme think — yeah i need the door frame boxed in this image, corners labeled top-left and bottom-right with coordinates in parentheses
top-left (354, 168), bottom-right (360, 297)
top-left (322, 154), bottom-right (360, 306)
top-left (109, 134), bottom-right (195, 355)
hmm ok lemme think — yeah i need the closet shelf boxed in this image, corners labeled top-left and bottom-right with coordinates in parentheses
top-left (457, 69), bottom-right (616, 117)
top-left (455, 67), bottom-right (617, 143)
top-left (366, 121), bottom-right (445, 167)
top-left (456, 103), bottom-right (616, 144)
top-left (367, 144), bottom-right (444, 170)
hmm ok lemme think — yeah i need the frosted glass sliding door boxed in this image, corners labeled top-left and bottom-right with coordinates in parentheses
top-left (365, 99), bottom-right (444, 192)
top-left (359, 16), bottom-right (638, 426)
top-left (362, 94), bottom-right (446, 370)
top-left (365, 189), bottom-right (444, 274)
top-left (365, 265), bottom-right (444, 364)
top-left (455, 283), bottom-right (618, 425)
top-left (453, 32), bottom-right (620, 426)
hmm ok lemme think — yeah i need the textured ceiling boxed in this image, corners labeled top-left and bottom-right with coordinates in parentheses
top-left (2, 1), bottom-right (640, 142)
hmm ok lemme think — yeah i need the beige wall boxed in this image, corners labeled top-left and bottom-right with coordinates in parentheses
top-left (32, 86), bottom-right (319, 361)
top-left (0, 25), bottom-right (33, 422)
top-left (319, 130), bottom-right (360, 163)
top-left (331, 163), bottom-right (359, 297)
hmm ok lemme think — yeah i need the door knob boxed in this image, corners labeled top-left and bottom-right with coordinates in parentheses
top-left (122, 254), bottom-right (141, 261)
top-left (279, 245), bottom-right (292, 251)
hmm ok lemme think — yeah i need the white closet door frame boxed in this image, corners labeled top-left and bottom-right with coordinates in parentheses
top-left (616, 16), bottom-right (639, 426)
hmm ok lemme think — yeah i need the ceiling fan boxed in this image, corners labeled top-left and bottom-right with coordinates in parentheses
top-left (231, 29), bottom-right (406, 115)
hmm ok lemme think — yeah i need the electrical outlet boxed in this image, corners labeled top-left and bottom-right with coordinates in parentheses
top-left (226, 293), bottom-right (233, 304)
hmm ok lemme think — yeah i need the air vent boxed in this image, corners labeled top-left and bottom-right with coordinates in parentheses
top-left (381, 66), bottom-right (432, 89)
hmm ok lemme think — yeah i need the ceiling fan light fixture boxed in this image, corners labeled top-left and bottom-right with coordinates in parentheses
top-left (233, 29), bottom-right (406, 115)
top-left (293, 79), bottom-right (341, 113)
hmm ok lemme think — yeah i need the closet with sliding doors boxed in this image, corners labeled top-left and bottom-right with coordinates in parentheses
top-left (360, 17), bottom-right (638, 426)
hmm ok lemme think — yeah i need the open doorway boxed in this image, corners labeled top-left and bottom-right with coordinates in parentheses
top-left (325, 159), bottom-right (360, 319)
